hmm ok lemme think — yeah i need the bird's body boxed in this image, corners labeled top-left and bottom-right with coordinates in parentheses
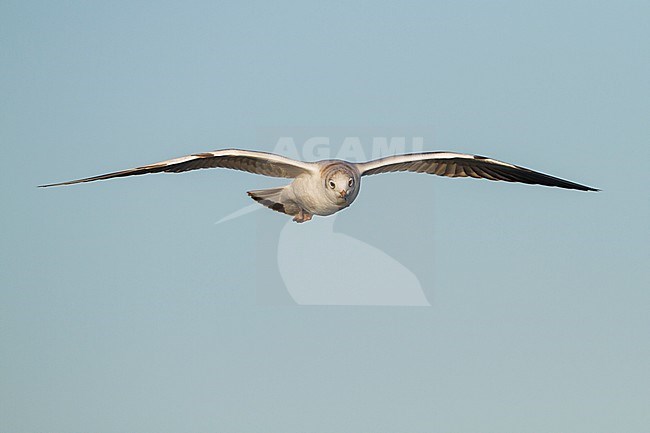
top-left (40, 149), bottom-right (598, 222)
top-left (246, 160), bottom-right (360, 222)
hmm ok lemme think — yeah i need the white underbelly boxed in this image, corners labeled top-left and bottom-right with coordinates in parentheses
top-left (297, 193), bottom-right (346, 216)
top-left (307, 200), bottom-right (347, 216)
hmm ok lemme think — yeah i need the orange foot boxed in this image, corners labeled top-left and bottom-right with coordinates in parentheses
top-left (292, 210), bottom-right (313, 223)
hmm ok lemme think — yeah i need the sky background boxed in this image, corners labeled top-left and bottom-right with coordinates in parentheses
top-left (2, 0), bottom-right (649, 432)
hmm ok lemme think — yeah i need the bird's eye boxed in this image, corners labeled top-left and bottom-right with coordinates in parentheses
top-left (328, 180), bottom-right (336, 189)
top-left (348, 178), bottom-right (354, 187)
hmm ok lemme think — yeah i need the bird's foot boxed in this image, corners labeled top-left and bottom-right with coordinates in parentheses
top-left (292, 210), bottom-right (313, 223)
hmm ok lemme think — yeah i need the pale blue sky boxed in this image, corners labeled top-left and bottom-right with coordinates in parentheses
top-left (1, 1), bottom-right (649, 432)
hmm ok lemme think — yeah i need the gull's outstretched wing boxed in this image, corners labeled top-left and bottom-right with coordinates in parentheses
top-left (40, 149), bottom-right (316, 187)
top-left (355, 152), bottom-right (598, 192)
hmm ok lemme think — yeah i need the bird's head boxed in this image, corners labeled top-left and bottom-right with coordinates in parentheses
top-left (323, 165), bottom-right (359, 206)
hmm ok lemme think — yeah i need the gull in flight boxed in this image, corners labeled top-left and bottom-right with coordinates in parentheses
top-left (40, 149), bottom-right (598, 222)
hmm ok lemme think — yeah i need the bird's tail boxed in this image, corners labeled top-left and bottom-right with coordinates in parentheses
top-left (247, 187), bottom-right (291, 215)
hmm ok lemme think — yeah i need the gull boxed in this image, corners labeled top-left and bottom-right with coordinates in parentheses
top-left (40, 149), bottom-right (598, 222)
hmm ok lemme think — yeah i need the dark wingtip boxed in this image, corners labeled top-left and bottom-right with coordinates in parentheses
top-left (38, 181), bottom-right (71, 188)
top-left (571, 185), bottom-right (600, 192)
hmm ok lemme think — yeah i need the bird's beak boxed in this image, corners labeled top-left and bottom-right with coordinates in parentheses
top-left (339, 190), bottom-right (348, 199)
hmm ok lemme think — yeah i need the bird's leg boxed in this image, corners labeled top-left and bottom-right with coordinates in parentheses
top-left (292, 209), bottom-right (313, 223)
